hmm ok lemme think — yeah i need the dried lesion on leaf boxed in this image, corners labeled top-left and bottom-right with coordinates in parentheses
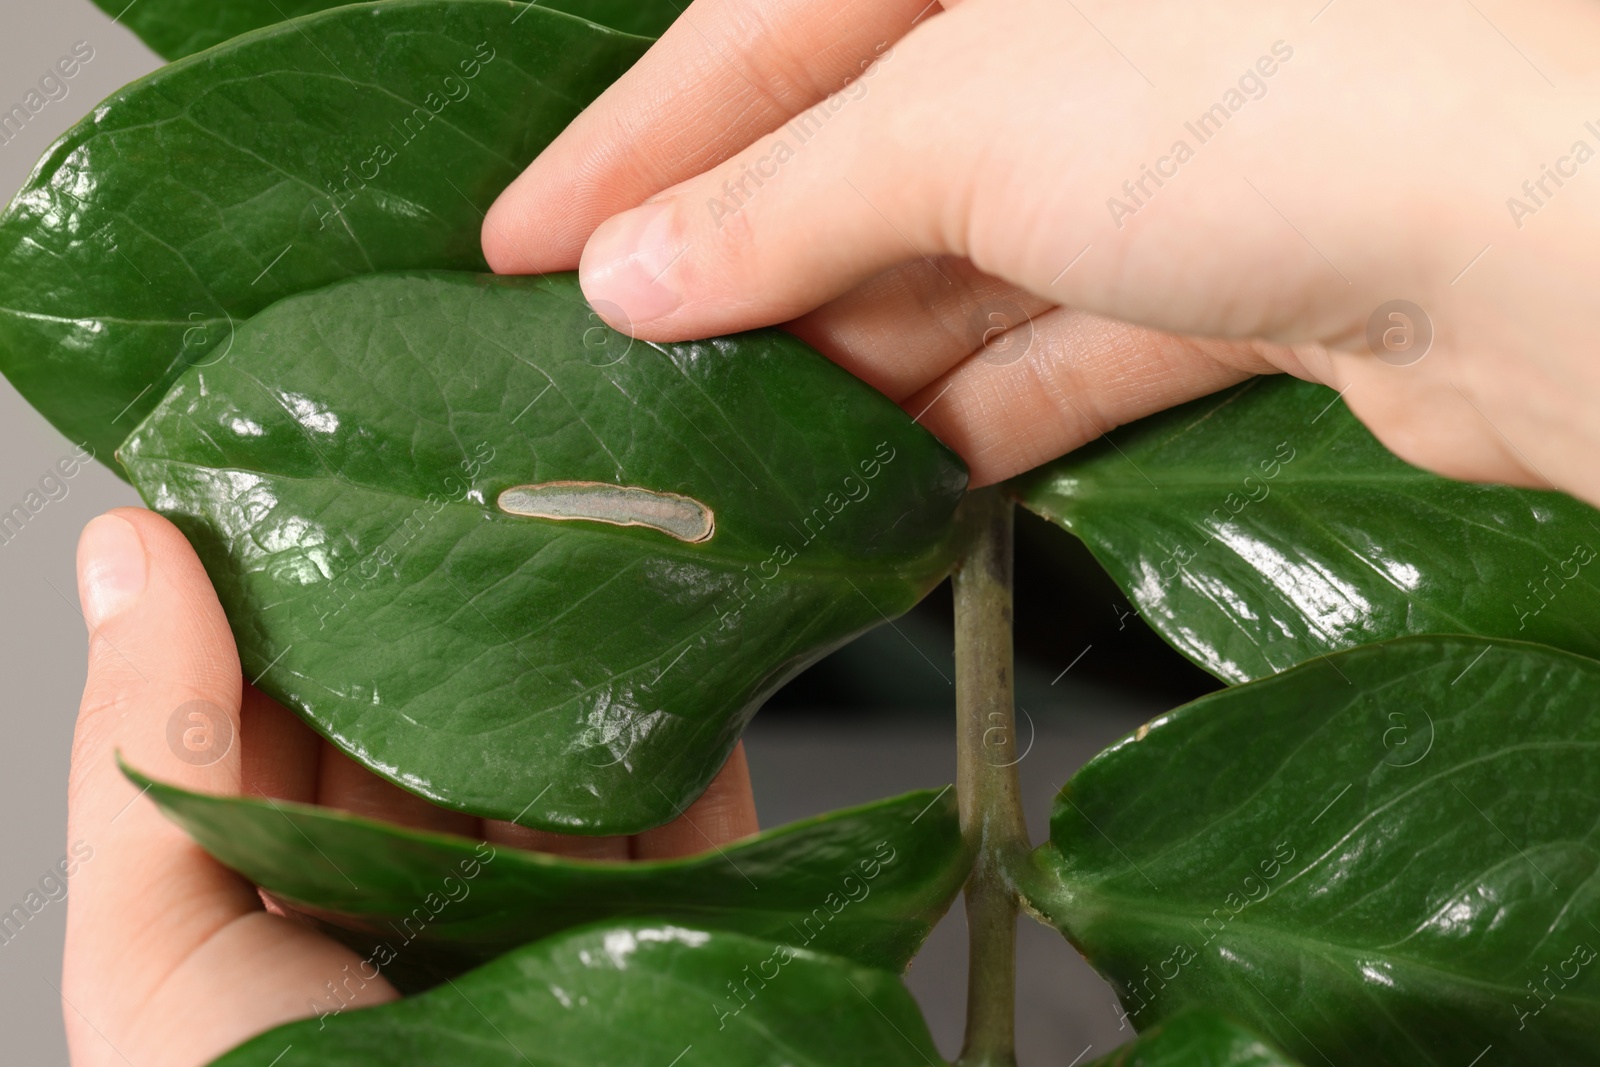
top-left (497, 482), bottom-right (715, 543)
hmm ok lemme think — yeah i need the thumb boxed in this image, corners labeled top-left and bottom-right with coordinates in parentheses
top-left (72, 509), bottom-right (244, 801)
top-left (64, 507), bottom-right (251, 1059)
top-left (579, 33), bottom-right (966, 341)
top-left (64, 509), bottom-right (392, 1067)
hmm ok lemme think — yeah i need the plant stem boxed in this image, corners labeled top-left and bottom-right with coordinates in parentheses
top-left (953, 487), bottom-right (1030, 1067)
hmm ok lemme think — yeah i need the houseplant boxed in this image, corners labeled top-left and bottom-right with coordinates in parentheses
top-left (4, 1), bottom-right (1598, 1062)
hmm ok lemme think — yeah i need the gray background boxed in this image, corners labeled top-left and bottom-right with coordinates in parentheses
top-left (1, 4), bottom-right (160, 1064)
top-left (0, 1), bottom-right (1152, 1061)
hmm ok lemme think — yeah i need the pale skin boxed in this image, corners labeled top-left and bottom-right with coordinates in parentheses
top-left (483, 0), bottom-right (1600, 506)
top-left (64, 0), bottom-right (1600, 1062)
top-left (62, 510), bottom-right (756, 1066)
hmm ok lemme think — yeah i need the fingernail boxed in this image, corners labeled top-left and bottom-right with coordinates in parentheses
top-left (580, 200), bottom-right (686, 326)
top-left (78, 514), bottom-right (146, 630)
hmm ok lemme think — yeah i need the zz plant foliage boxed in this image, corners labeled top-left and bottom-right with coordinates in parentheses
top-left (5, 2), bottom-right (1599, 1064)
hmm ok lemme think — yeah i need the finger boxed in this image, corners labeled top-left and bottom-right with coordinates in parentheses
top-left (67, 509), bottom-right (253, 998)
top-left (904, 304), bottom-right (1543, 490)
top-left (905, 309), bottom-right (1294, 486)
top-left (239, 684), bottom-right (321, 804)
top-left (785, 257), bottom-right (1054, 401)
top-left (1326, 347), bottom-right (1544, 489)
top-left (237, 687), bottom-right (320, 920)
top-left (482, 0), bottom-right (938, 273)
top-left (573, 0), bottom-right (1406, 348)
top-left (64, 510), bottom-right (394, 1066)
top-left (631, 742), bottom-right (758, 860)
top-left (575, 7), bottom-right (991, 340)
top-left (315, 742), bottom-right (479, 837)
top-left (479, 822), bottom-right (631, 860)
top-left (480, 741), bottom-right (758, 860)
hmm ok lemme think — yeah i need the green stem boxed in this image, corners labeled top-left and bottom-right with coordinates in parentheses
top-left (953, 487), bottom-right (1030, 1067)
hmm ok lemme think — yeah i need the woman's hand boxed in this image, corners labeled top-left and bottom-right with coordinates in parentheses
top-left (63, 508), bottom-right (757, 1067)
top-left (485, 0), bottom-right (1600, 503)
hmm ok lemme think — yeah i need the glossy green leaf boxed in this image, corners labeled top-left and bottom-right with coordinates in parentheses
top-left (91, 0), bottom-right (681, 61)
top-left (120, 271), bottom-right (966, 833)
top-left (207, 920), bottom-right (946, 1066)
top-left (1085, 1010), bottom-right (1303, 1067)
top-left (1018, 635), bottom-right (1600, 1066)
top-left (0, 0), bottom-right (648, 463)
top-left (1012, 376), bottom-right (1600, 683)
top-left (124, 760), bottom-right (967, 989)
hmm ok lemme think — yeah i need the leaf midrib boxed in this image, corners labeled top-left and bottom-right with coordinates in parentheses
top-left (1062, 887), bottom-right (1600, 1008)
top-left (1036, 470), bottom-right (1504, 502)
top-left (127, 453), bottom-right (944, 585)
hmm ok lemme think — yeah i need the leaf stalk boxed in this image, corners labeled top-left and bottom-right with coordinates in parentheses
top-left (953, 487), bottom-right (1030, 1067)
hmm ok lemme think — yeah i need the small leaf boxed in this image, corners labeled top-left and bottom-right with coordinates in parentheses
top-left (1085, 1009), bottom-right (1304, 1067)
top-left (1012, 376), bottom-right (1600, 682)
top-left (123, 759), bottom-right (966, 988)
top-left (207, 921), bottom-right (947, 1066)
top-left (120, 271), bottom-right (966, 833)
top-left (1018, 635), bottom-right (1600, 1066)
top-left (0, 0), bottom-right (648, 463)
top-left (92, 0), bottom-right (681, 61)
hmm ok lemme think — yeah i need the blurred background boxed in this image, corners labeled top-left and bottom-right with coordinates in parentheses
top-left (0, 2), bottom-right (1220, 1061)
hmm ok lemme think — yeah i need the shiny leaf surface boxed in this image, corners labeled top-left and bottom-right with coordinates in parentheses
top-left (120, 271), bottom-right (966, 833)
top-left (1085, 1010), bottom-right (1303, 1067)
top-left (0, 0), bottom-right (647, 462)
top-left (1013, 376), bottom-right (1600, 683)
top-left (125, 762), bottom-right (967, 988)
top-left (207, 921), bottom-right (946, 1066)
top-left (1019, 635), bottom-right (1600, 1066)
top-left (91, 0), bottom-right (680, 60)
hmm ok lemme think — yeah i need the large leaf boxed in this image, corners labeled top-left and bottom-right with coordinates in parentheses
top-left (1013, 376), bottom-right (1600, 683)
top-left (0, 0), bottom-right (647, 463)
top-left (1086, 1010), bottom-right (1303, 1067)
top-left (124, 761), bottom-right (967, 988)
top-left (1019, 635), bottom-right (1600, 1066)
top-left (92, 0), bottom-right (682, 61)
top-left (120, 271), bottom-right (967, 833)
top-left (207, 920), bottom-right (946, 1066)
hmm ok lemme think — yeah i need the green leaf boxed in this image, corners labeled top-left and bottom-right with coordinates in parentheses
top-left (1018, 635), bottom-right (1600, 1066)
top-left (123, 759), bottom-right (966, 988)
top-left (1085, 1010), bottom-right (1304, 1067)
top-left (120, 271), bottom-right (967, 833)
top-left (206, 920), bottom-right (947, 1066)
top-left (91, 0), bottom-right (682, 61)
top-left (0, 0), bottom-right (648, 464)
top-left (1012, 376), bottom-right (1600, 683)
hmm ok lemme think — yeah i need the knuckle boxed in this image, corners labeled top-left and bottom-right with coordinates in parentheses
top-left (68, 687), bottom-right (131, 801)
